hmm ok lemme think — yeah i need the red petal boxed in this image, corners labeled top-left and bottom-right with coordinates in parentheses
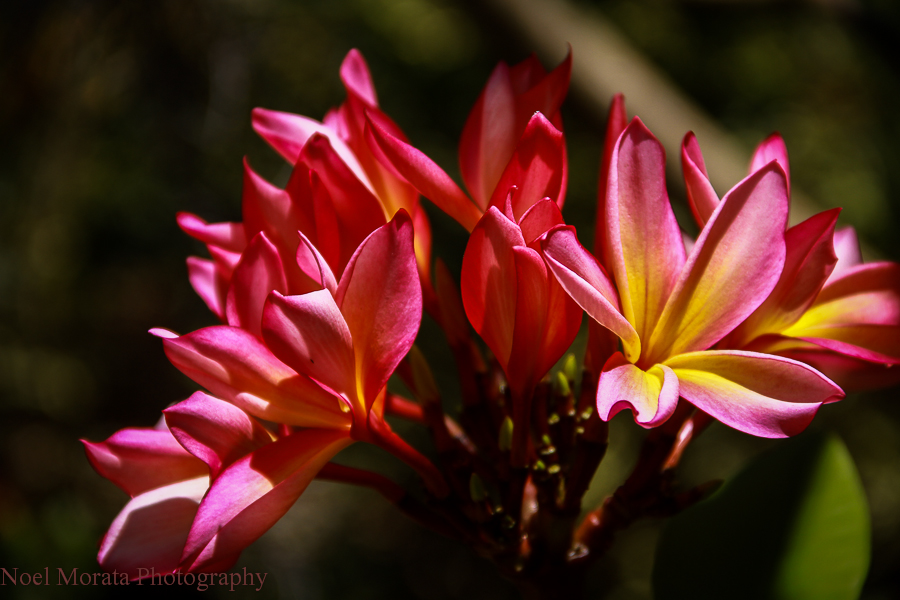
top-left (459, 61), bottom-right (517, 210)
top-left (262, 290), bottom-right (356, 398)
top-left (335, 212), bottom-right (422, 408)
top-left (82, 428), bottom-right (205, 497)
top-left (181, 429), bottom-right (351, 572)
top-left (487, 113), bottom-right (566, 221)
top-left (224, 232), bottom-right (288, 337)
top-left (367, 116), bottom-right (482, 232)
top-left (461, 207), bottom-right (524, 369)
top-left (158, 326), bottom-right (351, 429)
top-left (163, 392), bottom-right (273, 479)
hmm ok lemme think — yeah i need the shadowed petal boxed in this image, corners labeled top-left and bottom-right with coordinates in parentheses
top-left (156, 326), bottom-right (350, 429)
top-left (507, 246), bottom-right (549, 395)
top-left (336, 213), bottom-right (422, 408)
top-left (828, 226), bottom-right (863, 284)
top-left (82, 428), bottom-right (206, 498)
top-left (181, 429), bottom-right (352, 572)
top-left (665, 350), bottom-right (841, 438)
top-left (681, 132), bottom-right (720, 228)
top-left (164, 392), bottom-right (274, 479)
top-left (792, 324), bottom-right (900, 364)
top-left (461, 207), bottom-right (524, 369)
top-left (648, 162), bottom-right (789, 362)
top-left (595, 94), bottom-right (627, 264)
top-left (300, 134), bottom-right (387, 269)
top-left (225, 232), bottom-right (288, 337)
top-left (597, 352), bottom-right (679, 428)
top-left (186, 257), bottom-right (227, 322)
top-left (99, 476), bottom-right (209, 579)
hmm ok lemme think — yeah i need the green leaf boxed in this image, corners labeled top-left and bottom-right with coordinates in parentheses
top-left (653, 432), bottom-right (870, 600)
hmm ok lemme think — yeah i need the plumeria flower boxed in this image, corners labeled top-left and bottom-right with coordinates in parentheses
top-left (679, 133), bottom-right (900, 392)
top-left (252, 49), bottom-right (435, 302)
top-left (179, 49), bottom-right (431, 327)
top-left (366, 53), bottom-right (571, 233)
top-left (88, 213), bottom-right (443, 575)
top-left (542, 117), bottom-right (844, 438)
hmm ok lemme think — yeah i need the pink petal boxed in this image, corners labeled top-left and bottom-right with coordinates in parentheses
top-left (664, 350), bottom-right (841, 438)
top-left (596, 352), bottom-right (679, 428)
top-left (300, 134), bottom-right (387, 266)
top-left (242, 159), bottom-right (312, 246)
top-left (335, 212), bottom-right (422, 408)
top-left (261, 290), bottom-right (356, 399)
top-left (487, 113), bottom-right (565, 221)
top-left (799, 262), bottom-right (900, 327)
top-left (251, 107), bottom-right (372, 189)
top-left (82, 428), bottom-right (206, 498)
top-left (461, 206), bottom-right (524, 369)
top-left (434, 259), bottom-right (471, 349)
top-left (541, 226), bottom-right (640, 362)
top-left (185, 257), bottom-right (227, 321)
top-left (176, 213), bottom-right (247, 254)
top-left (513, 49), bottom-right (572, 139)
top-left (506, 246), bottom-right (549, 396)
top-left (607, 118), bottom-right (685, 342)
top-left (163, 392), bottom-right (273, 479)
top-left (749, 133), bottom-right (791, 196)
top-left (459, 61), bottom-right (517, 210)
top-left (224, 232), bottom-right (288, 337)
top-left (309, 171), bottom-right (344, 274)
top-left (729, 208), bottom-right (840, 346)
top-left (828, 226), bottom-right (863, 284)
top-left (519, 198), bottom-right (564, 247)
top-left (681, 132), bottom-right (720, 228)
top-left (770, 342), bottom-right (900, 393)
top-left (295, 230), bottom-right (338, 295)
top-left (594, 94), bottom-right (628, 264)
top-left (366, 116), bottom-right (482, 232)
top-left (648, 162), bottom-right (789, 362)
top-left (181, 429), bottom-right (352, 572)
top-left (242, 160), bottom-right (321, 295)
top-left (340, 49), bottom-right (377, 108)
top-left (99, 476), bottom-right (209, 579)
top-left (157, 326), bottom-right (351, 429)
top-left (795, 324), bottom-right (900, 364)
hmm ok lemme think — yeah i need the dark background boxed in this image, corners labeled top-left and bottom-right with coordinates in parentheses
top-left (1, 0), bottom-right (899, 598)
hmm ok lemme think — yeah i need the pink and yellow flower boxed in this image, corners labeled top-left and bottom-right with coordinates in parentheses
top-left (542, 116), bottom-right (843, 437)
top-left (681, 134), bottom-right (900, 392)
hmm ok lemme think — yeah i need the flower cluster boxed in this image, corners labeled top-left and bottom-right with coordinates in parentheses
top-left (84, 49), bottom-right (900, 585)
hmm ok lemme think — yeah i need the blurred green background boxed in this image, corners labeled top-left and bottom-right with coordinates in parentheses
top-left (1, 0), bottom-right (899, 598)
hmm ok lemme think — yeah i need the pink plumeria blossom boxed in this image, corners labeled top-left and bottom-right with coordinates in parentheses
top-left (543, 117), bottom-right (843, 438)
top-left (686, 133), bottom-right (900, 391)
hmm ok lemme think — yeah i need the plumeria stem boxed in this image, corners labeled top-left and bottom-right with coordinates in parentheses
top-left (385, 392), bottom-right (426, 423)
top-left (317, 463), bottom-right (461, 539)
top-left (368, 411), bottom-right (450, 498)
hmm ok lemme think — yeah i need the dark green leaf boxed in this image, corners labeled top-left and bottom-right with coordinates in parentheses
top-left (653, 432), bottom-right (870, 600)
